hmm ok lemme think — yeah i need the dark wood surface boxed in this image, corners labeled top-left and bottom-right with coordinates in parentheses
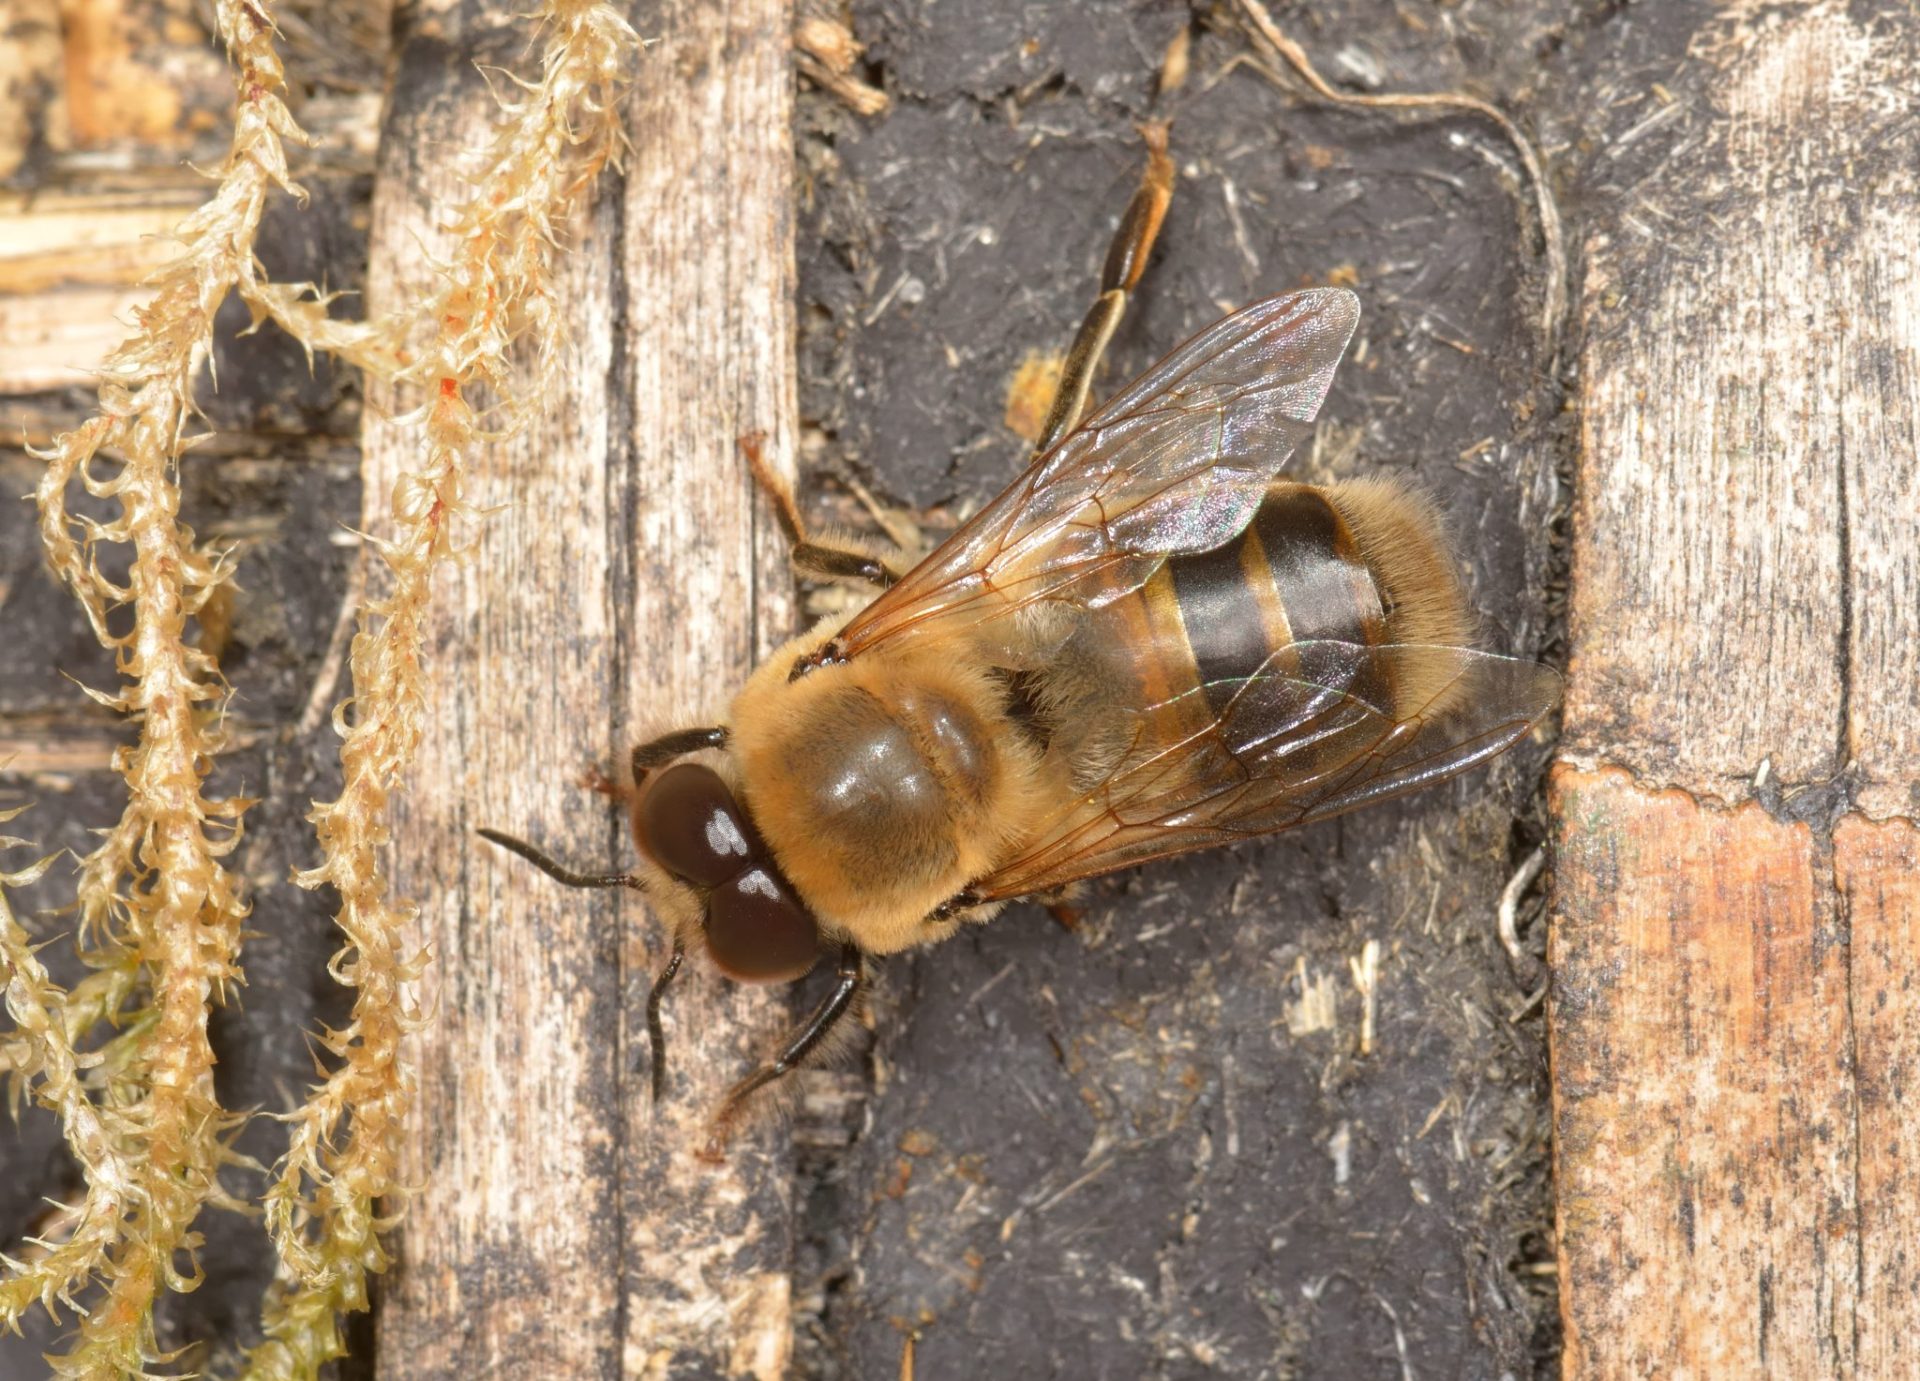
top-left (789, 3), bottom-right (1568, 1376)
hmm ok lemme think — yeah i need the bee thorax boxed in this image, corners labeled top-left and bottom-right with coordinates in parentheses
top-left (730, 643), bottom-right (1041, 953)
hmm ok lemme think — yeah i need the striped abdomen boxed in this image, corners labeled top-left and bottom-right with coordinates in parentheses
top-left (1067, 478), bottom-right (1472, 758)
top-left (1164, 482), bottom-right (1391, 713)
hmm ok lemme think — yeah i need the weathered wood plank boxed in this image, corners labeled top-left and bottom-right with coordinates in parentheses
top-left (0, 284), bottom-right (151, 392)
top-left (1842, 815), bottom-right (1920, 1377)
top-left (1553, 4), bottom-right (1920, 1374)
top-left (361, 1), bottom-right (802, 1375)
top-left (616, 0), bottom-right (799, 1372)
top-left (0, 199), bottom-right (195, 291)
top-left (1841, 179), bottom-right (1920, 820)
top-left (1549, 769), bottom-right (1855, 1378)
top-left (0, 198), bottom-right (196, 394)
top-left (361, 19), bottom-right (624, 1377)
top-left (1565, 2), bottom-right (1919, 807)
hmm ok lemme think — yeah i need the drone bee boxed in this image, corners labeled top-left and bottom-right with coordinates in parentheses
top-left (482, 125), bottom-right (1559, 1157)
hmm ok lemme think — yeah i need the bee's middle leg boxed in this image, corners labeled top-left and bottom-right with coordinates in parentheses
top-left (740, 431), bottom-right (899, 589)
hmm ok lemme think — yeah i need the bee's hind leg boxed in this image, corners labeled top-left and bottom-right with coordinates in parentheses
top-left (698, 942), bottom-right (866, 1162)
top-left (740, 431), bottom-right (899, 589)
top-left (1031, 120), bottom-right (1175, 457)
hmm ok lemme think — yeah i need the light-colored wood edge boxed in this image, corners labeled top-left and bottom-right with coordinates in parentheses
top-left (1552, 6), bottom-right (1920, 1376)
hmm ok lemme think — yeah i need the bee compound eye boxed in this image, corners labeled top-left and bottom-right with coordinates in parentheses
top-left (706, 868), bottom-right (822, 984)
top-left (633, 762), bottom-right (758, 888)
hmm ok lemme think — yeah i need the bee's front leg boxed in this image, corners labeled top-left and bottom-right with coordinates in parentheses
top-left (630, 724), bottom-right (729, 781)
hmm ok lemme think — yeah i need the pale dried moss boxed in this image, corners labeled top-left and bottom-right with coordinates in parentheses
top-left (22, 2), bottom-right (310, 1373)
top-left (0, 812), bottom-right (142, 1332)
top-left (8, 0), bottom-right (638, 1376)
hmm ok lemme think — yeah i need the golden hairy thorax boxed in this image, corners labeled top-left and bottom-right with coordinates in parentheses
top-left (728, 622), bottom-right (1055, 954)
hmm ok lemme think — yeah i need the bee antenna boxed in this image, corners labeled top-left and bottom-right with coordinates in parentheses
top-left (646, 936), bottom-right (687, 1103)
top-left (478, 828), bottom-right (683, 1100)
top-left (476, 828), bottom-right (644, 891)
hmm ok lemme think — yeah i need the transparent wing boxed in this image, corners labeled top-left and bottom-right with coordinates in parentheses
top-left (835, 288), bottom-right (1361, 660)
top-left (976, 642), bottom-right (1562, 900)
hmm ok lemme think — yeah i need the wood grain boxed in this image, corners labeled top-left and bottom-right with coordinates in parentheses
top-left (361, 2), bottom-right (800, 1375)
top-left (0, 194), bottom-right (215, 391)
top-left (1563, 3), bottom-right (1918, 808)
top-left (0, 194), bottom-right (199, 394)
top-left (0, 283), bottom-right (152, 392)
top-left (616, 0), bottom-right (800, 1374)
top-left (1842, 814), bottom-right (1920, 1378)
top-left (0, 199), bottom-right (196, 292)
top-left (1549, 768), bottom-right (1855, 1378)
top-left (360, 24), bottom-right (625, 1376)
top-left (1554, 809), bottom-right (1920, 1377)
top-left (1553, 5), bottom-right (1920, 1376)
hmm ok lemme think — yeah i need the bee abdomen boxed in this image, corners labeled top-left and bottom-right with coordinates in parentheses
top-left (1162, 478), bottom-right (1471, 721)
top-left (1324, 477), bottom-right (1475, 720)
top-left (1323, 476), bottom-right (1472, 653)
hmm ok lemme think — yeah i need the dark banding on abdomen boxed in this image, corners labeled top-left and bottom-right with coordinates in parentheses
top-left (1166, 483), bottom-right (1387, 715)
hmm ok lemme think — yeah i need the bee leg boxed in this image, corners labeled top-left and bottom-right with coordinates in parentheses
top-left (1032, 120), bottom-right (1175, 456)
top-left (630, 725), bottom-right (729, 780)
top-left (1044, 900), bottom-right (1084, 932)
top-left (741, 430), bottom-right (899, 588)
top-left (581, 762), bottom-right (632, 805)
top-left (927, 887), bottom-right (982, 921)
top-left (645, 935), bottom-right (687, 1102)
top-left (699, 942), bottom-right (866, 1161)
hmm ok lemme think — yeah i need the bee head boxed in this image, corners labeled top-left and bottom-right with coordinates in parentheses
top-left (632, 762), bottom-right (821, 983)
